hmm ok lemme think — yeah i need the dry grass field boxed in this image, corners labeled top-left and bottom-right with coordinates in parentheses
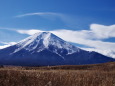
top-left (0, 62), bottom-right (115, 86)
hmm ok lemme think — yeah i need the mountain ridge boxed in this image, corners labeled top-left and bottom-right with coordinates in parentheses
top-left (0, 32), bottom-right (114, 66)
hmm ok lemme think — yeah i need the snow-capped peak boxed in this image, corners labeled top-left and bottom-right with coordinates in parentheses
top-left (12, 32), bottom-right (80, 55)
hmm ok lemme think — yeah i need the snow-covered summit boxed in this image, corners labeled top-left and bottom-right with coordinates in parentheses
top-left (0, 32), bottom-right (114, 66)
top-left (13, 32), bottom-right (80, 55)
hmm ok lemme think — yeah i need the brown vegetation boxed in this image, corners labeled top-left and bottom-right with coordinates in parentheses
top-left (0, 62), bottom-right (115, 86)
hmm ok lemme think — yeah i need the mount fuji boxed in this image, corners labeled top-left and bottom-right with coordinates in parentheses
top-left (0, 32), bottom-right (114, 66)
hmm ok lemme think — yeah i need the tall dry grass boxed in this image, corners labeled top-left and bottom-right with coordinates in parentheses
top-left (0, 62), bottom-right (115, 86)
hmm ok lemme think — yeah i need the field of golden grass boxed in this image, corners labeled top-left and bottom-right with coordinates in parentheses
top-left (0, 62), bottom-right (115, 86)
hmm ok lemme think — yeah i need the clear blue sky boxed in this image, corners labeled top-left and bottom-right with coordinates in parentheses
top-left (0, 0), bottom-right (115, 30)
top-left (0, 0), bottom-right (115, 57)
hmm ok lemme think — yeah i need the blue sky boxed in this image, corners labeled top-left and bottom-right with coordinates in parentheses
top-left (0, 0), bottom-right (115, 58)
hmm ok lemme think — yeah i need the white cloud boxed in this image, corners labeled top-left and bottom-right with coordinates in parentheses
top-left (0, 45), bottom-right (10, 49)
top-left (17, 29), bottom-right (44, 35)
top-left (0, 42), bottom-right (16, 49)
top-left (90, 24), bottom-right (115, 39)
top-left (15, 24), bottom-right (115, 58)
top-left (81, 48), bottom-right (115, 58)
top-left (0, 42), bottom-right (16, 45)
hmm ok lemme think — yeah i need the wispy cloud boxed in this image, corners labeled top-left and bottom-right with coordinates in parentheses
top-left (16, 24), bottom-right (115, 58)
top-left (81, 48), bottom-right (115, 58)
top-left (0, 41), bottom-right (16, 49)
top-left (15, 12), bottom-right (89, 29)
top-left (15, 12), bottom-right (63, 18)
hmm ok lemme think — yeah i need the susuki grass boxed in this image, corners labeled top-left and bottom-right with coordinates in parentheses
top-left (0, 62), bottom-right (115, 86)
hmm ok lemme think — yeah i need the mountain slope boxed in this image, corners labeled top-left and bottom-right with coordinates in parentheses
top-left (0, 32), bottom-right (114, 66)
